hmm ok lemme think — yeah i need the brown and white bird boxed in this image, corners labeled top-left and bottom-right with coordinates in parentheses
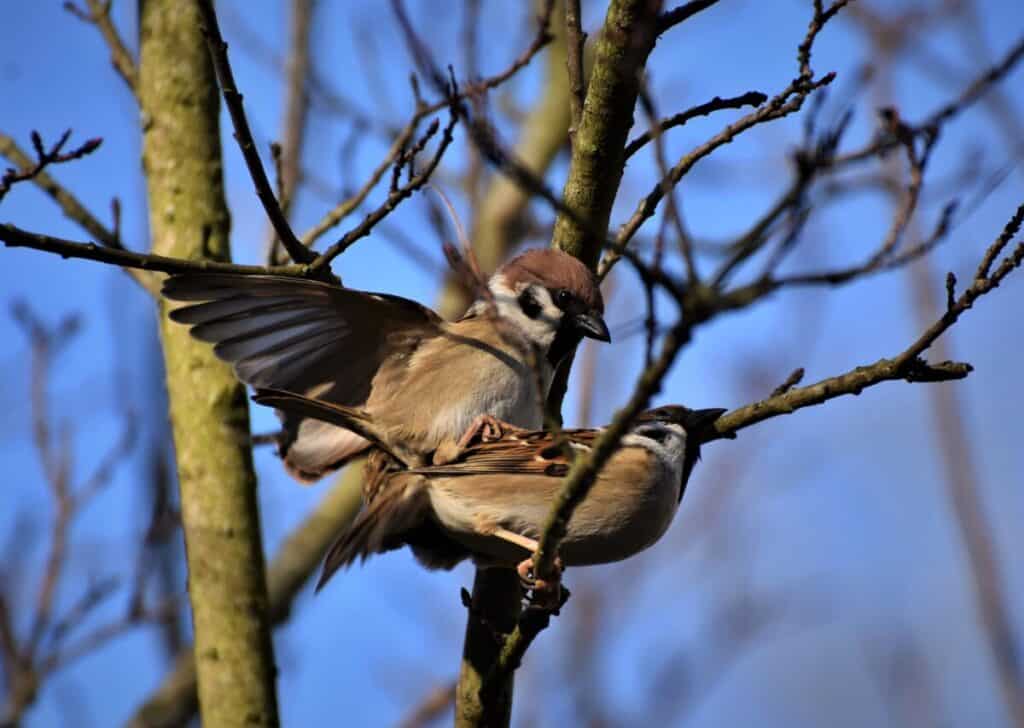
top-left (162, 249), bottom-right (609, 480)
top-left (275, 402), bottom-right (726, 591)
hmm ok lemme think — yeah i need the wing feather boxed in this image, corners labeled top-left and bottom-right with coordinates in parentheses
top-left (164, 273), bottom-right (443, 479)
top-left (414, 429), bottom-right (598, 477)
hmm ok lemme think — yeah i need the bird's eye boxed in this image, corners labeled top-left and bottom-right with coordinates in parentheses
top-left (555, 289), bottom-right (572, 308)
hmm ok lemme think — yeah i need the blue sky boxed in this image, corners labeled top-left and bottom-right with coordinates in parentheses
top-left (2, 1), bottom-right (1023, 726)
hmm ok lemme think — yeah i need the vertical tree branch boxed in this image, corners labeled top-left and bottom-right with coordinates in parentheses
top-left (550, 0), bottom-right (663, 269)
top-left (137, 2), bottom-right (279, 726)
top-left (454, 571), bottom-right (523, 728)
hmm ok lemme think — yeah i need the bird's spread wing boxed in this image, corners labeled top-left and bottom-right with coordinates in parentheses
top-left (412, 429), bottom-right (599, 478)
top-left (165, 274), bottom-right (442, 397)
top-left (164, 274), bottom-right (443, 479)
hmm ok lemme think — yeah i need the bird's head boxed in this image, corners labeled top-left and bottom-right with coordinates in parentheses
top-left (486, 248), bottom-right (609, 362)
top-left (630, 405), bottom-right (727, 500)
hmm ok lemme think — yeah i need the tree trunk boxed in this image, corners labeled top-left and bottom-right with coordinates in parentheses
top-left (137, 2), bottom-right (280, 726)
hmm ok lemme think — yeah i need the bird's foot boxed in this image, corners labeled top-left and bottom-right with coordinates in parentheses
top-left (460, 414), bottom-right (512, 445)
top-left (516, 556), bottom-right (565, 611)
top-left (433, 414), bottom-right (517, 465)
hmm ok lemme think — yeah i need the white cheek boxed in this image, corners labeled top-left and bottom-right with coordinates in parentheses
top-left (488, 278), bottom-right (562, 348)
top-left (624, 424), bottom-right (687, 469)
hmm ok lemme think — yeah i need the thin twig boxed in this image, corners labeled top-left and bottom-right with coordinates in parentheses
top-left (604, 71), bottom-right (837, 279)
top-left (638, 83), bottom-right (699, 284)
top-left (0, 130), bottom-right (101, 202)
top-left (309, 109), bottom-right (459, 273)
top-left (657, 0), bottom-right (721, 35)
top-left (0, 133), bottom-right (157, 294)
top-left (624, 91), bottom-right (768, 159)
top-left (266, 0), bottom-right (316, 265)
top-left (195, 0), bottom-right (318, 267)
top-left (64, 0), bottom-right (138, 93)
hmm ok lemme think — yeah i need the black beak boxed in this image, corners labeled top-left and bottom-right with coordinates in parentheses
top-left (681, 407), bottom-right (727, 435)
top-left (572, 311), bottom-right (611, 342)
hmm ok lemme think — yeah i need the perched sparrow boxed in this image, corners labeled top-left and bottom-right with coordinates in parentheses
top-left (303, 404), bottom-right (726, 590)
top-left (163, 249), bottom-right (609, 480)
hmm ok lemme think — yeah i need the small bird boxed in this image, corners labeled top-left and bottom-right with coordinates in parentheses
top-left (292, 403), bottom-right (726, 591)
top-left (163, 249), bottom-right (609, 480)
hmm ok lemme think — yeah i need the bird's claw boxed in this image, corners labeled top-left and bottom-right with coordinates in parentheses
top-left (433, 415), bottom-right (516, 465)
top-left (461, 414), bottom-right (509, 445)
top-left (516, 556), bottom-right (565, 610)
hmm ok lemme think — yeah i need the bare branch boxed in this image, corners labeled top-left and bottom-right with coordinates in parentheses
top-left (604, 71), bottom-right (837, 279)
top-left (798, 1), bottom-right (852, 81)
top-left (623, 91), bottom-right (768, 159)
top-left (657, 0), bottom-right (721, 35)
top-left (1, 304), bottom-right (145, 726)
top-left (64, 0), bottom-right (138, 93)
top-left (299, 114), bottom-right (428, 249)
top-left (194, 0), bottom-right (318, 267)
top-left (391, 0), bottom-right (556, 114)
top-left (266, 0), bottom-right (316, 265)
top-left (770, 367), bottom-right (805, 397)
top-left (828, 34), bottom-right (1024, 170)
top-left (708, 203), bottom-right (1024, 440)
top-left (308, 110), bottom-right (458, 273)
top-left (638, 83), bottom-right (699, 283)
top-left (0, 223), bottom-right (309, 278)
top-left (603, 0), bottom-right (851, 278)
top-left (0, 130), bottom-right (101, 202)
top-left (0, 133), bottom-right (158, 295)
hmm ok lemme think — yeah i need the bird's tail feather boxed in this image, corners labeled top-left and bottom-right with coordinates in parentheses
top-left (252, 388), bottom-right (394, 458)
top-left (315, 475), bottom-right (433, 591)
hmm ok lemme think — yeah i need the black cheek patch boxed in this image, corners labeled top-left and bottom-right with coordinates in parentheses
top-left (518, 289), bottom-right (542, 319)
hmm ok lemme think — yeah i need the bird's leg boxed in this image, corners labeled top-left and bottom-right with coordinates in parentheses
top-left (487, 528), bottom-right (563, 608)
top-left (491, 527), bottom-right (539, 554)
top-left (432, 414), bottom-right (519, 465)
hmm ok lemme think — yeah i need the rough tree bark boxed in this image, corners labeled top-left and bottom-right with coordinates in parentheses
top-left (137, 2), bottom-right (279, 726)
